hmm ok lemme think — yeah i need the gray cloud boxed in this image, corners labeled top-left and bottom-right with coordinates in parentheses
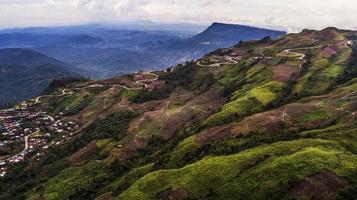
top-left (0, 0), bottom-right (356, 31)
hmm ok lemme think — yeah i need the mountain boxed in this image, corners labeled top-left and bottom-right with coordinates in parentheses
top-left (193, 22), bottom-right (284, 46)
top-left (0, 23), bottom-right (285, 78)
top-left (2, 27), bottom-right (356, 200)
top-left (0, 33), bottom-right (104, 47)
top-left (148, 22), bottom-right (286, 67)
top-left (0, 22), bottom-right (206, 35)
top-left (0, 48), bottom-right (78, 104)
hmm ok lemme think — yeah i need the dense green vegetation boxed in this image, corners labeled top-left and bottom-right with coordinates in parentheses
top-left (118, 139), bottom-right (357, 200)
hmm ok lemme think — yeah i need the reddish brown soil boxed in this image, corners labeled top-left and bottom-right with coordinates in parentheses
top-left (30, 196), bottom-right (45, 200)
top-left (139, 87), bottom-right (225, 141)
top-left (118, 136), bottom-right (149, 161)
top-left (284, 103), bottom-right (317, 119)
top-left (195, 125), bottom-right (232, 145)
top-left (157, 88), bottom-right (225, 140)
top-left (118, 87), bottom-right (226, 160)
top-left (272, 63), bottom-right (301, 83)
top-left (336, 40), bottom-right (349, 46)
top-left (313, 28), bottom-right (338, 41)
top-left (349, 101), bottom-right (357, 112)
top-left (97, 193), bottom-right (113, 200)
top-left (69, 143), bottom-right (97, 165)
top-left (232, 49), bottom-right (248, 57)
top-left (289, 170), bottom-right (348, 200)
top-left (160, 107), bottom-right (197, 140)
top-left (146, 80), bottom-right (165, 92)
top-left (208, 65), bottom-right (225, 78)
top-left (320, 46), bottom-right (337, 58)
top-left (158, 188), bottom-right (189, 200)
top-left (99, 76), bottom-right (128, 85)
top-left (128, 110), bottom-right (163, 134)
top-left (231, 108), bottom-right (285, 135)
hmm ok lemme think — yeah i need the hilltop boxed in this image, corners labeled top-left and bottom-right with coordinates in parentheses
top-left (0, 27), bottom-right (357, 200)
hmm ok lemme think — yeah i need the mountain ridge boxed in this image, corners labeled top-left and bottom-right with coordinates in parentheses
top-left (0, 48), bottom-right (79, 104)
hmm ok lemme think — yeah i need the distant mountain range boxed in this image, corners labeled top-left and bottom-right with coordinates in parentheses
top-left (0, 22), bottom-right (286, 104)
top-left (0, 22), bottom-right (285, 79)
top-left (0, 48), bottom-right (77, 104)
top-left (150, 22), bottom-right (285, 66)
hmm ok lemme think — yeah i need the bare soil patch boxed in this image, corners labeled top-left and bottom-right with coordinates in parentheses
top-left (283, 103), bottom-right (317, 119)
top-left (313, 28), bottom-right (338, 41)
top-left (69, 143), bottom-right (97, 165)
top-left (272, 63), bottom-right (302, 83)
top-left (231, 108), bottom-right (285, 135)
top-left (158, 188), bottom-right (189, 200)
top-left (97, 193), bottom-right (113, 200)
top-left (116, 87), bottom-right (226, 160)
top-left (320, 46), bottom-right (337, 58)
top-left (160, 87), bottom-right (226, 140)
top-left (196, 125), bottom-right (232, 145)
top-left (289, 170), bottom-right (348, 200)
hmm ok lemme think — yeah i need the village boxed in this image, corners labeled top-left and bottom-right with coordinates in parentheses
top-left (0, 101), bottom-right (79, 177)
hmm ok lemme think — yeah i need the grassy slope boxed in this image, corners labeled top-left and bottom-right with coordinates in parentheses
top-left (114, 30), bottom-right (357, 200)
top-left (118, 139), bottom-right (357, 200)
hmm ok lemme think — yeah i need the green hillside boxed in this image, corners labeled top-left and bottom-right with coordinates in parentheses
top-left (1, 27), bottom-right (357, 200)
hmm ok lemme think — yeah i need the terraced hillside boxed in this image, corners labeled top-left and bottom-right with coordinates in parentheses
top-left (1, 27), bottom-right (357, 200)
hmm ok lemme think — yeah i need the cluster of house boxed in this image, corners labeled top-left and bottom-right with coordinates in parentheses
top-left (0, 108), bottom-right (28, 148)
top-left (0, 103), bottom-right (79, 177)
top-left (0, 166), bottom-right (6, 177)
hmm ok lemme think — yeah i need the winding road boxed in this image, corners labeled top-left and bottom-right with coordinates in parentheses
top-left (282, 49), bottom-right (306, 60)
top-left (0, 130), bottom-right (40, 162)
top-left (197, 56), bottom-right (239, 67)
top-left (113, 72), bottom-right (159, 91)
top-left (34, 89), bottom-right (72, 104)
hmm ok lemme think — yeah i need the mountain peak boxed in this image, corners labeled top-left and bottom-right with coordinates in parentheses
top-left (193, 22), bottom-right (285, 44)
top-left (208, 22), bottom-right (250, 30)
top-left (321, 27), bottom-right (339, 31)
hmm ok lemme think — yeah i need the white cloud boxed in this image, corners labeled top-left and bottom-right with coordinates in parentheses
top-left (0, 0), bottom-right (356, 31)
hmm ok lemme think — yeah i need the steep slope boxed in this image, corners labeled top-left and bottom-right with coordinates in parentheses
top-left (0, 48), bottom-right (78, 104)
top-left (0, 28), bottom-right (357, 200)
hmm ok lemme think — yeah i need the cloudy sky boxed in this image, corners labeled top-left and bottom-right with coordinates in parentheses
top-left (0, 0), bottom-right (356, 31)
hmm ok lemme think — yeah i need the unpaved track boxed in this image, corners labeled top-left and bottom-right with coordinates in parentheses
top-left (34, 89), bottom-right (72, 104)
top-left (197, 56), bottom-right (239, 67)
top-left (113, 72), bottom-right (159, 91)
